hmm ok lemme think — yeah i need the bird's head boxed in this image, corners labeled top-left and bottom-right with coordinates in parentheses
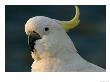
top-left (25, 6), bottom-right (80, 57)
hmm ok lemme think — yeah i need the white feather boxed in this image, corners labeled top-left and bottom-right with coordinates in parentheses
top-left (25, 16), bottom-right (105, 72)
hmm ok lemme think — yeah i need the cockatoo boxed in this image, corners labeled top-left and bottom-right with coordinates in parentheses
top-left (25, 6), bottom-right (105, 72)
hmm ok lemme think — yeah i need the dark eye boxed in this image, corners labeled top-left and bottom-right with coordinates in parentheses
top-left (44, 27), bottom-right (49, 31)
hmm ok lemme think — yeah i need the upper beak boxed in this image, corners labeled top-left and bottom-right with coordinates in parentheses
top-left (28, 32), bottom-right (41, 52)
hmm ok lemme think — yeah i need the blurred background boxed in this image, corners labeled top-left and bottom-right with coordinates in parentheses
top-left (5, 5), bottom-right (106, 72)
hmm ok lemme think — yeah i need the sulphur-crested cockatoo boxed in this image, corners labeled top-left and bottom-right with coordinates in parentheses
top-left (25, 6), bottom-right (105, 72)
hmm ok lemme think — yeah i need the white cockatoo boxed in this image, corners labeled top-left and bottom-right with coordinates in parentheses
top-left (25, 6), bottom-right (105, 72)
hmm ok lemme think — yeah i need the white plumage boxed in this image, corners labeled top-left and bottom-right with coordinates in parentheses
top-left (25, 6), bottom-right (105, 72)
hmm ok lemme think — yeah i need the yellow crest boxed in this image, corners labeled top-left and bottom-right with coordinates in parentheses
top-left (59, 6), bottom-right (80, 31)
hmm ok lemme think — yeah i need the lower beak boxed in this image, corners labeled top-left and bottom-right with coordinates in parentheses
top-left (28, 33), bottom-right (41, 52)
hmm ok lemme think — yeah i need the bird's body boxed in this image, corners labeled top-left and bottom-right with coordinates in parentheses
top-left (31, 54), bottom-right (105, 72)
top-left (25, 6), bottom-right (105, 72)
top-left (31, 30), bottom-right (105, 72)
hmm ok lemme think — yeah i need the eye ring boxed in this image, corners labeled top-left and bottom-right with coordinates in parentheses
top-left (44, 27), bottom-right (49, 31)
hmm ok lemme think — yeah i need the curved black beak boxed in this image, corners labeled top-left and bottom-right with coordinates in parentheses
top-left (28, 32), bottom-right (41, 52)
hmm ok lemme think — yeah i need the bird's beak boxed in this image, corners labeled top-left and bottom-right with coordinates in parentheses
top-left (28, 32), bottom-right (41, 52)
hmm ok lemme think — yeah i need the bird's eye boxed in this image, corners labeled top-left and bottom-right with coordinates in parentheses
top-left (44, 27), bottom-right (49, 31)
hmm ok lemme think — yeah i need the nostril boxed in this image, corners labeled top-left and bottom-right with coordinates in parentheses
top-left (33, 31), bottom-right (36, 33)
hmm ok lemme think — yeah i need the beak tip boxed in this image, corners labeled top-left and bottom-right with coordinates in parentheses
top-left (28, 42), bottom-right (35, 52)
